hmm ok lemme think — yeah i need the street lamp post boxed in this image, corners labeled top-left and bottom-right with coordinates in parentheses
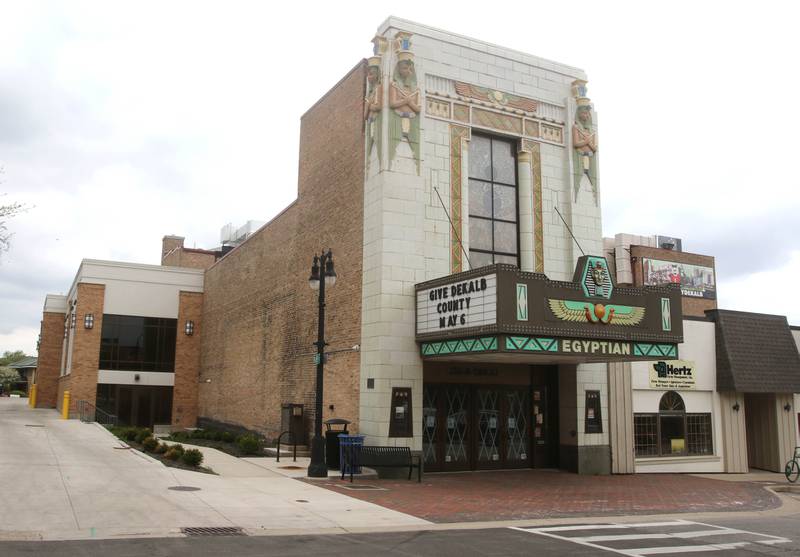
top-left (307, 249), bottom-right (336, 478)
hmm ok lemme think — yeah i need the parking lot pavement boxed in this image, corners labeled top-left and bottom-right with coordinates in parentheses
top-left (0, 398), bottom-right (429, 541)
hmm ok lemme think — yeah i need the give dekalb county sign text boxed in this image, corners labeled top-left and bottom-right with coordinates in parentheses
top-left (417, 274), bottom-right (497, 334)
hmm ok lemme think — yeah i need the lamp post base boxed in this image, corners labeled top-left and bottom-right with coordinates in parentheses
top-left (307, 434), bottom-right (328, 478)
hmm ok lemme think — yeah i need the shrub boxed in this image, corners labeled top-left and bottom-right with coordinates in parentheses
top-left (190, 430), bottom-right (205, 440)
top-left (134, 428), bottom-right (152, 444)
top-left (142, 437), bottom-right (159, 452)
top-left (181, 448), bottom-right (204, 467)
top-left (154, 443), bottom-right (169, 454)
top-left (221, 431), bottom-right (235, 443)
top-left (122, 427), bottom-right (139, 442)
top-left (165, 445), bottom-right (184, 461)
top-left (236, 434), bottom-right (262, 455)
top-left (170, 431), bottom-right (188, 441)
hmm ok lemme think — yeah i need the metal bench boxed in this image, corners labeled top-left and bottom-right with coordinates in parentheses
top-left (341, 445), bottom-right (422, 483)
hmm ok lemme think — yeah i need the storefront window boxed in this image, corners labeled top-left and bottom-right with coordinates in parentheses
top-left (468, 134), bottom-right (518, 267)
top-left (634, 391), bottom-right (713, 457)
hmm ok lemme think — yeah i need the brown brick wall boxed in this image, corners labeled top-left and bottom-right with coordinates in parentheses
top-left (63, 283), bottom-right (106, 416)
top-left (198, 61), bottom-right (366, 440)
top-left (35, 311), bottom-right (65, 408)
top-left (630, 245), bottom-right (716, 318)
top-left (175, 250), bottom-right (217, 269)
top-left (162, 236), bottom-right (217, 269)
top-left (172, 291), bottom-right (203, 428)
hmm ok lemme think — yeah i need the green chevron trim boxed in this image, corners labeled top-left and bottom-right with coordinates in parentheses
top-left (421, 336), bottom-right (498, 356)
top-left (633, 343), bottom-right (677, 358)
top-left (505, 336), bottom-right (558, 352)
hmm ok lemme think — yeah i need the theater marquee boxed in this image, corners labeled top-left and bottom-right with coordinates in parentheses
top-left (415, 256), bottom-right (683, 362)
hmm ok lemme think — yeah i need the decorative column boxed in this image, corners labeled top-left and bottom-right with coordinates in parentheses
top-left (517, 148), bottom-right (535, 272)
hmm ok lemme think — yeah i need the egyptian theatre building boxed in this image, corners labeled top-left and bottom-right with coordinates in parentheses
top-left (185, 17), bottom-right (684, 476)
top-left (34, 18), bottom-right (798, 475)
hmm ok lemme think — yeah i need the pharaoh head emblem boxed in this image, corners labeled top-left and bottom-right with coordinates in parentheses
top-left (592, 262), bottom-right (605, 287)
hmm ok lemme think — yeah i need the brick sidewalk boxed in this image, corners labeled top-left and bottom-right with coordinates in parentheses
top-left (309, 470), bottom-right (781, 523)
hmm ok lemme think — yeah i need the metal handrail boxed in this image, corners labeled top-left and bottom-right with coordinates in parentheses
top-left (276, 430), bottom-right (297, 462)
top-left (77, 400), bottom-right (118, 427)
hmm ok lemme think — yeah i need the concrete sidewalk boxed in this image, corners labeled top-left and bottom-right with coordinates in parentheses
top-left (0, 398), bottom-right (428, 541)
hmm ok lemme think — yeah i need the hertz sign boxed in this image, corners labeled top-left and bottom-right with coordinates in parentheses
top-left (649, 360), bottom-right (695, 390)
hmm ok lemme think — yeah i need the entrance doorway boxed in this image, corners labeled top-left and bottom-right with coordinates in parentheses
top-left (422, 366), bottom-right (559, 472)
top-left (96, 384), bottom-right (173, 428)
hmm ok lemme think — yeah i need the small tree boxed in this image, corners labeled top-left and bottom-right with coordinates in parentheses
top-left (0, 200), bottom-right (24, 256)
top-left (0, 366), bottom-right (21, 394)
top-left (1, 166), bottom-right (29, 258)
top-left (0, 351), bottom-right (26, 366)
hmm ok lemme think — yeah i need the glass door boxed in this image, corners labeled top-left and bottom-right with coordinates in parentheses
top-left (476, 388), bottom-right (501, 468)
top-left (505, 389), bottom-right (529, 467)
top-left (444, 385), bottom-right (470, 470)
top-left (422, 386), bottom-right (439, 469)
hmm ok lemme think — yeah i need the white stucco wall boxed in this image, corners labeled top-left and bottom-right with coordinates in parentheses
top-left (632, 319), bottom-right (724, 473)
top-left (72, 259), bottom-right (204, 318)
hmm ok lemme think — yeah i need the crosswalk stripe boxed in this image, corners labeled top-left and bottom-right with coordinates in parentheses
top-left (631, 542), bottom-right (751, 554)
top-left (510, 526), bottom-right (634, 556)
top-left (580, 534), bottom-right (672, 542)
top-left (533, 520), bottom-right (689, 533)
top-left (512, 520), bottom-right (793, 556)
top-left (671, 528), bottom-right (745, 538)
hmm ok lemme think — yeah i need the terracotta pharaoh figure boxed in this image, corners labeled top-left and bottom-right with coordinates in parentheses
top-left (364, 57), bottom-right (383, 170)
top-left (388, 53), bottom-right (420, 173)
top-left (572, 102), bottom-right (598, 201)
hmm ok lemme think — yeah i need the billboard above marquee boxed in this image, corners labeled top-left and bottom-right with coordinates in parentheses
top-left (642, 258), bottom-right (716, 300)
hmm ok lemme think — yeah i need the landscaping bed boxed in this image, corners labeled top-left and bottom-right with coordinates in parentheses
top-left (108, 426), bottom-right (216, 474)
top-left (166, 429), bottom-right (264, 458)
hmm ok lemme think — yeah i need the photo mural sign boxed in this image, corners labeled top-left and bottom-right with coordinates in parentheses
top-left (642, 258), bottom-right (716, 299)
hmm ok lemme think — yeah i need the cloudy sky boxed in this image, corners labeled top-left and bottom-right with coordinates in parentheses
top-left (1, 1), bottom-right (798, 355)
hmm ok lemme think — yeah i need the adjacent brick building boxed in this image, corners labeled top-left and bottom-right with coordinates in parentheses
top-left (37, 260), bottom-right (204, 425)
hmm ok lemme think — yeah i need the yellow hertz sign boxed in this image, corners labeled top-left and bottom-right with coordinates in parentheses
top-left (649, 360), bottom-right (695, 390)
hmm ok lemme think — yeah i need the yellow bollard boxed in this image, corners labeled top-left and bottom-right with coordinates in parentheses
top-left (29, 384), bottom-right (37, 408)
top-left (61, 390), bottom-right (70, 419)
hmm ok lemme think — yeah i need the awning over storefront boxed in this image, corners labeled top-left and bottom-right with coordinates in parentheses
top-left (415, 256), bottom-right (684, 363)
top-left (710, 309), bottom-right (800, 393)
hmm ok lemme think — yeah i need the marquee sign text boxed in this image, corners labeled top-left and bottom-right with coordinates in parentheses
top-left (416, 274), bottom-right (496, 334)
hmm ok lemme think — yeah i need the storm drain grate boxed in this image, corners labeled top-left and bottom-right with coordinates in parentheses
top-left (182, 527), bottom-right (246, 537)
top-left (169, 486), bottom-right (201, 492)
top-left (340, 484), bottom-right (387, 491)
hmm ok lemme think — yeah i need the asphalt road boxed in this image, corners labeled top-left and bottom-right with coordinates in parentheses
top-left (3, 515), bottom-right (800, 557)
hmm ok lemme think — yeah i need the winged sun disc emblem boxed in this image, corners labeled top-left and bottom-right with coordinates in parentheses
top-left (548, 299), bottom-right (645, 326)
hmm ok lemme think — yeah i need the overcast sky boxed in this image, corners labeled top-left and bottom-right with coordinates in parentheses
top-left (2, 1), bottom-right (799, 355)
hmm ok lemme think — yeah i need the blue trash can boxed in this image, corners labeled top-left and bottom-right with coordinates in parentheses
top-left (338, 434), bottom-right (364, 475)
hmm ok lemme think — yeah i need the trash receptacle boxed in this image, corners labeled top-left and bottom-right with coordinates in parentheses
top-left (339, 434), bottom-right (364, 475)
top-left (324, 418), bottom-right (350, 469)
